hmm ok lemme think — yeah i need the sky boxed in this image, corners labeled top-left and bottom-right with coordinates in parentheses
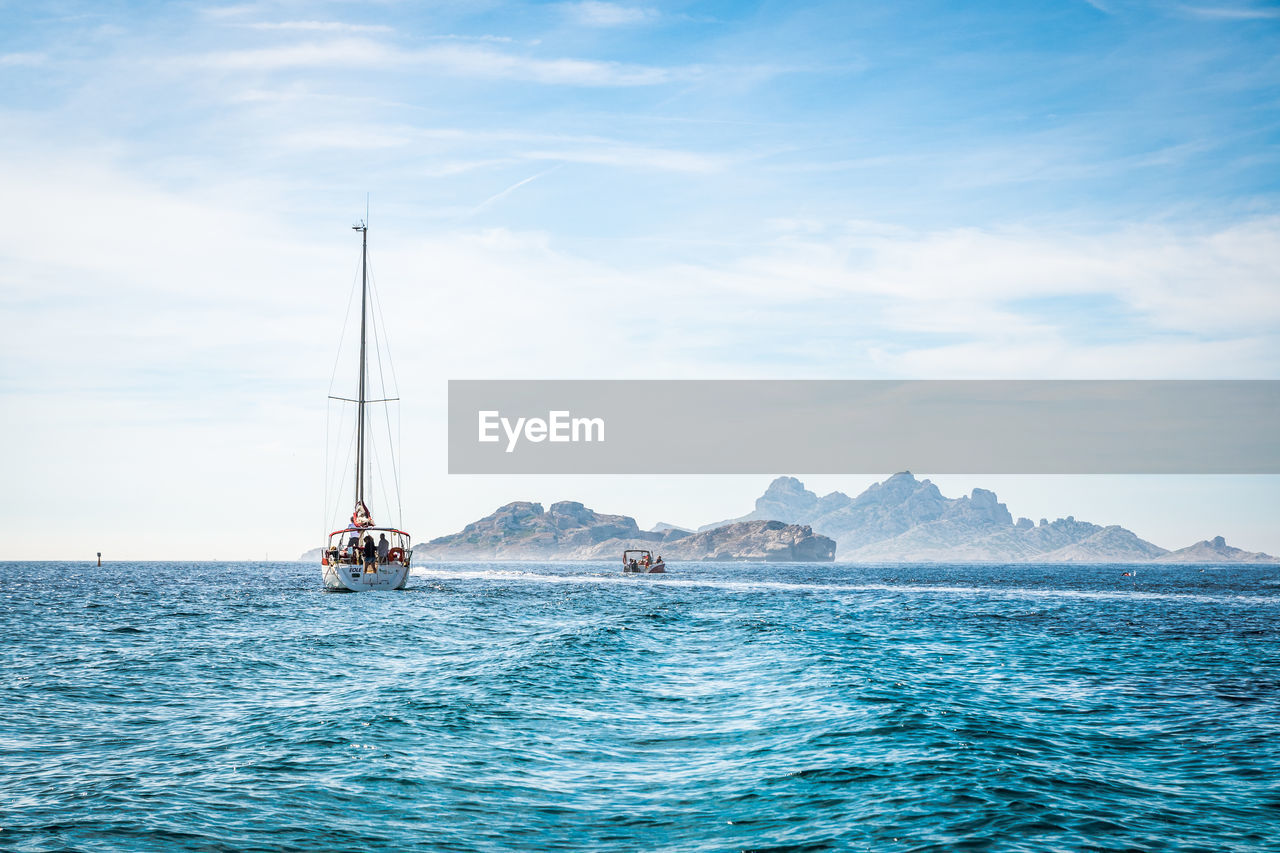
top-left (1, 0), bottom-right (1278, 559)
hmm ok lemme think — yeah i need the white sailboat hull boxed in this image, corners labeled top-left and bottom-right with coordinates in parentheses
top-left (322, 561), bottom-right (410, 592)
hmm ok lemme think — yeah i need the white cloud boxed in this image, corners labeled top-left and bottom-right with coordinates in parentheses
top-left (424, 43), bottom-right (682, 85)
top-left (728, 220), bottom-right (1280, 339)
top-left (189, 38), bottom-right (688, 86)
top-left (2, 148), bottom-right (1277, 557)
top-left (247, 21), bottom-right (394, 34)
top-left (559, 1), bottom-right (658, 27)
top-left (193, 38), bottom-right (399, 71)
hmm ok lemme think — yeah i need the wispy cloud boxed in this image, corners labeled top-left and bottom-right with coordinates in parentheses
top-left (522, 144), bottom-right (723, 172)
top-left (421, 43), bottom-right (683, 85)
top-left (193, 38), bottom-right (396, 71)
top-left (559, 1), bottom-right (658, 27)
top-left (263, 121), bottom-right (727, 173)
top-left (190, 38), bottom-right (689, 86)
top-left (426, 34), bottom-right (517, 44)
top-left (1178, 4), bottom-right (1280, 19)
top-left (276, 127), bottom-right (414, 149)
top-left (246, 21), bottom-right (394, 34)
top-left (470, 165), bottom-right (563, 215)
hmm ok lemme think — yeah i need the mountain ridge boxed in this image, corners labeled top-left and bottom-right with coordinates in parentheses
top-left (694, 473), bottom-right (1275, 563)
top-left (299, 474), bottom-right (1277, 563)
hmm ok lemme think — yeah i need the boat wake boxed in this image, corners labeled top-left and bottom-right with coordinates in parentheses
top-left (409, 565), bottom-right (1280, 605)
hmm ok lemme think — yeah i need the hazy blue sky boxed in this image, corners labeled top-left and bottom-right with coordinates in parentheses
top-left (2, 1), bottom-right (1278, 558)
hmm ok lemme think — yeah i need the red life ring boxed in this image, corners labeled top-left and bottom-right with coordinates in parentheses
top-left (386, 547), bottom-right (405, 563)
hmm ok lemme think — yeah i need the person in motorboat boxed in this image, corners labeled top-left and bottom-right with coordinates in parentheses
top-left (641, 553), bottom-right (651, 568)
top-left (377, 533), bottom-right (390, 563)
top-left (628, 558), bottom-right (638, 571)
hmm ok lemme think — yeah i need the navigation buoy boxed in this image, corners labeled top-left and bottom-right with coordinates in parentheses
top-left (97, 552), bottom-right (102, 567)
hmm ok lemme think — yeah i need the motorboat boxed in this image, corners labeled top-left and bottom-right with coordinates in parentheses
top-left (623, 549), bottom-right (665, 574)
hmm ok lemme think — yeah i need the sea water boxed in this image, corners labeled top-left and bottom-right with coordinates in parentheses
top-left (2, 561), bottom-right (1278, 852)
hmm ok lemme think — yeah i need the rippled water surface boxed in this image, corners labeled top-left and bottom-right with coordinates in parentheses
top-left (3, 561), bottom-right (1280, 852)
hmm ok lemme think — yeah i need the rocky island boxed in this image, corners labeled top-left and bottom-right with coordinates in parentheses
top-left (410, 501), bottom-right (835, 562)
top-left (1155, 535), bottom-right (1278, 563)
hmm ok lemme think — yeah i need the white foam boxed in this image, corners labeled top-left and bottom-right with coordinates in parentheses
top-left (409, 565), bottom-right (1280, 606)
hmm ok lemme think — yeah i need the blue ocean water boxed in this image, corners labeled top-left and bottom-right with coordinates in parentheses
top-left (3, 561), bottom-right (1279, 852)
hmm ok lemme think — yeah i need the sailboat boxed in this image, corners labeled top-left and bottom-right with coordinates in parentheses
top-left (320, 221), bottom-right (412, 592)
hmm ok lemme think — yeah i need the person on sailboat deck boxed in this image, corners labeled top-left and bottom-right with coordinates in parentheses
top-left (377, 533), bottom-right (389, 563)
top-left (362, 536), bottom-right (376, 568)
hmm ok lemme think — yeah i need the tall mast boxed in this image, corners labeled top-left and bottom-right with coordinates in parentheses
top-left (354, 222), bottom-right (368, 508)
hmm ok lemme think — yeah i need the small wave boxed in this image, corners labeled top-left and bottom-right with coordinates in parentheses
top-left (409, 566), bottom-right (1280, 606)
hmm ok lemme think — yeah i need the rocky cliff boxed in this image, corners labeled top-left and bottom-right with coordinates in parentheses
top-left (705, 473), bottom-right (1274, 563)
top-left (657, 520), bottom-right (836, 562)
top-left (707, 473), bottom-right (1166, 562)
top-left (410, 501), bottom-right (834, 562)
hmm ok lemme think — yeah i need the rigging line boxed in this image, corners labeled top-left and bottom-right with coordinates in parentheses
top-left (366, 417), bottom-right (394, 529)
top-left (370, 327), bottom-right (403, 521)
top-left (365, 252), bottom-right (401, 400)
top-left (382, 398), bottom-right (403, 526)
top-left (366, 266), bottom-right (403, 518)
top-left (322, 248), bottom-right (363, 539)
top-left (328, 414), bottom-right (351, 528)
top-left (332, 406), bottom-right (357, 510)
top-left (382, 402), bottom-right (402, 528)
top-left (366, 254), bottom-right (395, 398)
top-left (369, 270), bottom-right (390, 405)
top-left (366, 261), bottom-right (403, 516)
top-left (367, 252), bottom-right (401, 396)
top-left (329, 410), bottom-right (359, 530)
top-left (327, 255), bottom-right (364, 397)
